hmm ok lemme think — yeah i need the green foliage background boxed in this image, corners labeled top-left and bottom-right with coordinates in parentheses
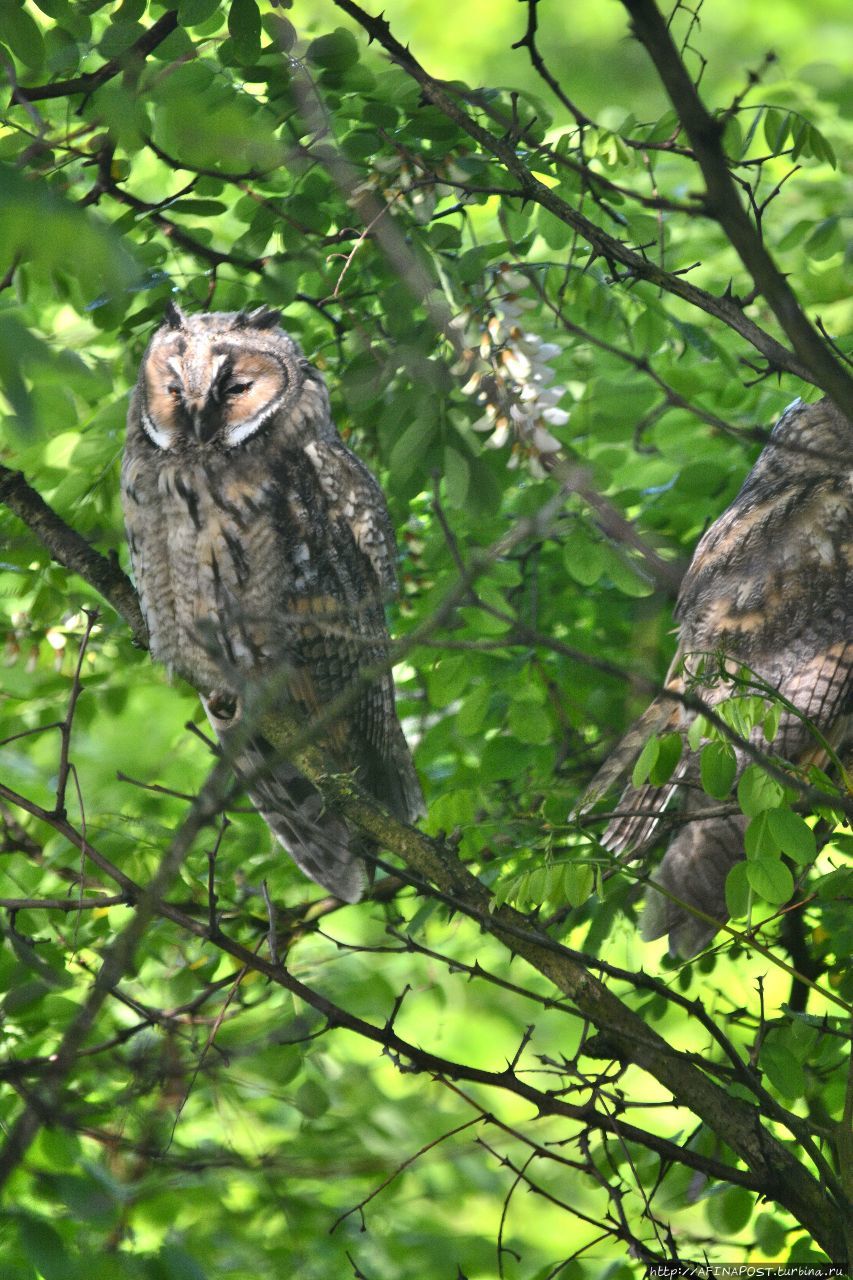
top-left (0, 1), bottom-right (850, 1276)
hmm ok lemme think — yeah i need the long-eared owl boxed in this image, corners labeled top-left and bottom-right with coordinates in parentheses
top-left (121, 302), bottom-right (423, 901)
top-left (585, 397), bottom-right (852, 955)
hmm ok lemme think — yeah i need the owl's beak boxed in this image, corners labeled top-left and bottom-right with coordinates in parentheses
top-left (187, 402), bottom-right (215, 443)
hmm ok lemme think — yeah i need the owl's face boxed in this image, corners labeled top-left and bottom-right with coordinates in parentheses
top-left (138, 302), bottom-right (305, 450)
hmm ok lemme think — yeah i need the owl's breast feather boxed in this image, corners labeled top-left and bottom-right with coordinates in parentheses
top-left (126, 454), bottom-right (290, 691)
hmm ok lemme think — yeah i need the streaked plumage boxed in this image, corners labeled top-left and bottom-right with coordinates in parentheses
top-left (585, 397), bottom-right (853, 955)
top-left (122, 303), bottom-right (423, 901)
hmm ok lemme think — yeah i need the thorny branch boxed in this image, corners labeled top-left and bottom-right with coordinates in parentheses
top-left (331, 0), bottom-right (829, 387)
top-left (12, 11), bottom-right (179, 106)
top-left (619, 0), bottom-right (853, 414)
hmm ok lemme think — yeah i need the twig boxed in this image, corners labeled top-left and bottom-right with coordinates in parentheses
top-left (54, 610), bottom-right (98, 818)
top-left (330, 1115), bottom-right (482, 1233)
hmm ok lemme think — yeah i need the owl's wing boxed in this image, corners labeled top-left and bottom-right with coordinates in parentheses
top-left (580, 399), bottom-right (853, 953)
top-left (204, 693), bottom-right (367, 903)
top-left (291, 438), bottom-right (424, 821)
top-left (216, 440), bottom-right (421, 900)
top-left (303, 437), bottom-right (400, 597)
top-left (640, 639), bottom-right (852, 954)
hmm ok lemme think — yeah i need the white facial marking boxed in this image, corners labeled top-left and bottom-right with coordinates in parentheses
top-left (209, 353), bottom-right (228, 385)
top-left (223, 400), bottom-right (279, 448)
top-left (141, 407), bottom-right (173, 450)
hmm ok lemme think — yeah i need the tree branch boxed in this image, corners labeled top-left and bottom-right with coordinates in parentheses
top-left (257, 717), bottom-right (846, 1260)
top-left (619, 0), bottom-right (853, 413)
top-left (0, 465), bottom-right (147, 644)
top-left (12, 11), bottom-right (179, 105)
top-left (331, 0), bottom-right (819, 385)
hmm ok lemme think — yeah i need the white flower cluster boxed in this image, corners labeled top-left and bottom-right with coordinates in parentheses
top-left (451, 269), bottom-right (570, 477)
top-left (351, 153), bottom-right (472, 224)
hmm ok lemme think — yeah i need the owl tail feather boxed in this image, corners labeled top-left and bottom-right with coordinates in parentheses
top-left (238, 735), bottom-right (368, 903)
top-left (202, 691), bottom-right (425, 902)
top-left (641, 811), bottom-right (747, 957)
top-left (202, 692), bottom-right (368, 902)
top-left (361, 721), bottom-right (426, 828)
top-left (573, 696), bottom-right (679, 819)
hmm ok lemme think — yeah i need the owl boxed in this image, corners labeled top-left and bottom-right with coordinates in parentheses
top-left (584, 397), bottom-right (853, 955)
top-left (121, 302), bottom-right (423, 902)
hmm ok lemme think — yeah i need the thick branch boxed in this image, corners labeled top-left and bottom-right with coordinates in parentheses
top-left (0, 465), bottom-right (147, 644)
top-left (260, 717), bottom-right (847, 1262)
top-left (620, 0), bottom-right (853, 412)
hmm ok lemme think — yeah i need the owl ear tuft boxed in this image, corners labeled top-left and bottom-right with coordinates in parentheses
top-left (240, 305), bottom-right (282, 331)
top-left (164, 300), bottom-right (187, 330)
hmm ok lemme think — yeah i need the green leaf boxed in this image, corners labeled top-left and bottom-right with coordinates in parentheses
top-left (564, 863), bottom-right (595, 908)
top-left (294, 1079), bottom-right (330, 1118)
top-left (737, 764), bottom-right (784, 817)
top-left (606, 553), bottom-right (654, 598)
top-left (700, 741), bottom-right (736, 799)
top-left (306, 27), bottom-right (359, 71)
top-left (455, 683), bottom-right (491, 736)
top-left (388, 418), bottom-right (435, 482)
top-left (766, 809), bottom-right (816, 865)
top-left (762, 700), bottom-right (781, 743)
top-left (706, 1185), bottom-right (754, 1235)
top-left (686, 714), bottom-right (708, 751)
top-left (228, 0), bottom-right (261, 62)
top-left (806, 124), bottom-right (837, 168)
top-left (444, 445), bottom-right (470, 508)
top-left (156, 1244), bottom-right (208, 1280)
top-left (762, 107), bottom-right (790, 154)
top-left (32, 1127), bottom-right (83, 1172)
top-left (264, 13), bottom-right (297, 52)
top-left (98, 20), bottom-right (144, 58)
top-left (760, 1037), bottom-right (805, 1099)
top-left (480, 734), bottom-right (527, 782)
top-left (178, 0), bottom-right (222, 24)
top-left (508, 699), bottom-right (552, 745)
top-left (18, 1218), bottom-right (73, 1280)
top-left (631, 736), bottom-right (659, 788)
top-left (744, 811), bottom-right (780, 859)
top-left (806, 216), bottom-right (842, 260)
top-left (649, 733), bottom-right (682, 786)
top-left (562, 528), bottom-right (607, 586)
top-left (427, 655), bottom-right (469, 707)
top-left (0, 2), bottom-right (45, 69)
top-left (746, 856), bottom-right (794, 905)
top-left (725, 861), bottom-right (750, 919)
top-left (722, 115), bottom-right (744, 161)
top-left (31, 0), bottom-right (73, 18)
top-left (537, 206), bottom-right (572, 250)
top-left (754, 1212), bottom-right (788, 1255)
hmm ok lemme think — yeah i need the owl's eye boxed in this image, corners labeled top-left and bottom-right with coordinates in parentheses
top-left (167, 385), bottom-right (182, 398)
top-left (225, 381), bottom-right (253, 397)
